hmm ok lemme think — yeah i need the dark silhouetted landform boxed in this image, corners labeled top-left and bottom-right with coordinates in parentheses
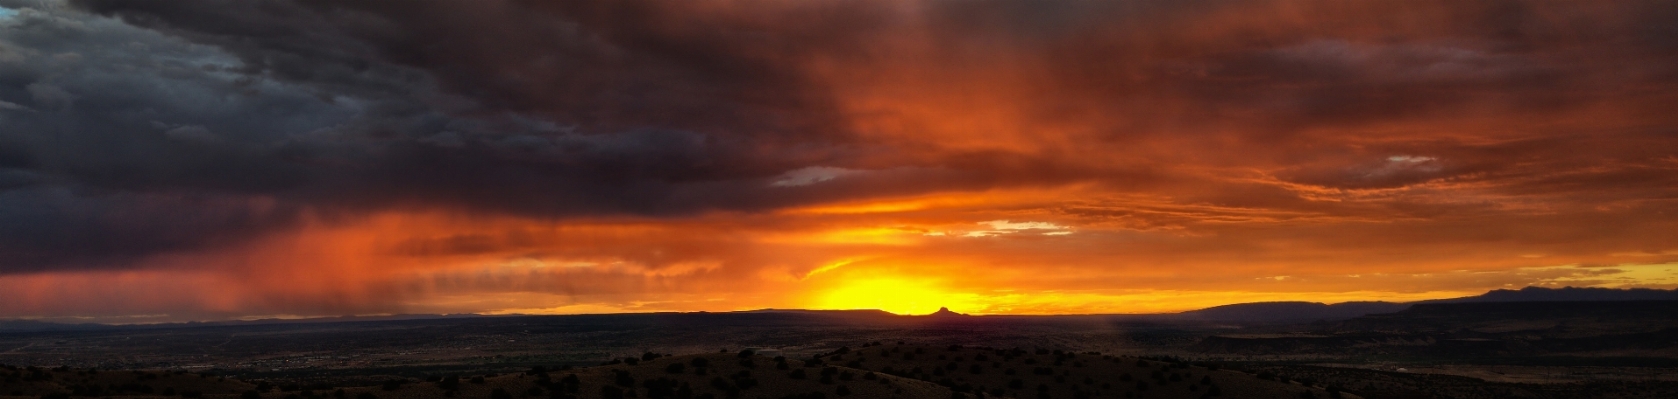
top-left (1175, 286), bottom-right (1678, 323)
top-left (0, 344), bottom-right (1346, 399)
top-left (1419, 286), bottom-right (1678, 303)
top-left (1193, 300), bottom-right (1678, 364)
top-left (3, 287), bottom-right (1674, 333)
top-left (5, 291), bottom-right (1678, 398)
top-left (927, 307), bottom-right (969, 317)
top-left (1177, 301), bottom-right (1410, 323)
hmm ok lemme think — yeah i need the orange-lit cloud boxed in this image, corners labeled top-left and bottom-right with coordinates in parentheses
top-left (0, 0), bottom-right (1675, 321)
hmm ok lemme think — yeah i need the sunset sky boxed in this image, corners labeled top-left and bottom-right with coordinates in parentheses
top-left (1, 0), bottom-right (1676, 322)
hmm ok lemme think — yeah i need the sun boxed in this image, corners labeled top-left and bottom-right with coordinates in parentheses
top-left (815, 278), bottom-right (970, 315)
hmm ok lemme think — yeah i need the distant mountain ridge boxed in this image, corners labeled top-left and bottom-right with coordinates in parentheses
top-left (4, 286), bottom-right (1673, 332)
top-left (1178, 301), bottom-right (1410, 322)
top-left (0, 319), bottom-right (111, 333)
top-left (1419, 286), bottom-right (1678, 303)
top-left (1178, 286), bottom-right (1678, 323)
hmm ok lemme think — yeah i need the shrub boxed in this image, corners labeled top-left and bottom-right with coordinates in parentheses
top-left (600, 386), bottom-right (623, 399)
top-left (641, 378), bottom-right (679, 399)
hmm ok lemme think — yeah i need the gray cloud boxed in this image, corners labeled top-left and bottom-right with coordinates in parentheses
top-left (0, 0), bottom-right (1672, 277)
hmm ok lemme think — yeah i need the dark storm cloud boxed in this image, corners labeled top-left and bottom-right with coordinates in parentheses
top-left (0, 186), bottom-right (292, 270)
top-left (0, 0), bottom-right (912, 271)
top-left (0, 1), bottom-right (333, 271)
top-left (0, 0), bottom-right (1674, 277)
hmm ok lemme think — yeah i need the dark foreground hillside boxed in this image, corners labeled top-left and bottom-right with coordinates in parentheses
top-left (3, 344), bottom-right (1344, 399)
top-left (1193, 301), bottom-right (1678, 358)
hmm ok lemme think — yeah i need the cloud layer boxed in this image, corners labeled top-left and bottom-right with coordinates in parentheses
top-left (0, 0), bottom-right (1675, 321)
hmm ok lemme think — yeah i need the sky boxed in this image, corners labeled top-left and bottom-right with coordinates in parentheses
top-left (0, 0), bottom-right (1675, 323)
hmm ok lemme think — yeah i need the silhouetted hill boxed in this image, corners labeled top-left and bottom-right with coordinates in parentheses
top-left (1337, 300), bottom-right (1678, 333)
top-left (1419, 286), bottom-right (1678, 303)
top-left (1176, 287), bottom-right (1678, 323)
top-left (0, 345), bottom-right (1350, 399)
top-left (0, 319), bottom-right (111, 333)
top-left (1193, 301), bottom-right (1678, 360)
top-left (1179, 301), bottom-right (1409, 322)
top-left (7, 287), bottom-right (1673, 333)
top-left (926, 307), bottom-right (968, 317)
